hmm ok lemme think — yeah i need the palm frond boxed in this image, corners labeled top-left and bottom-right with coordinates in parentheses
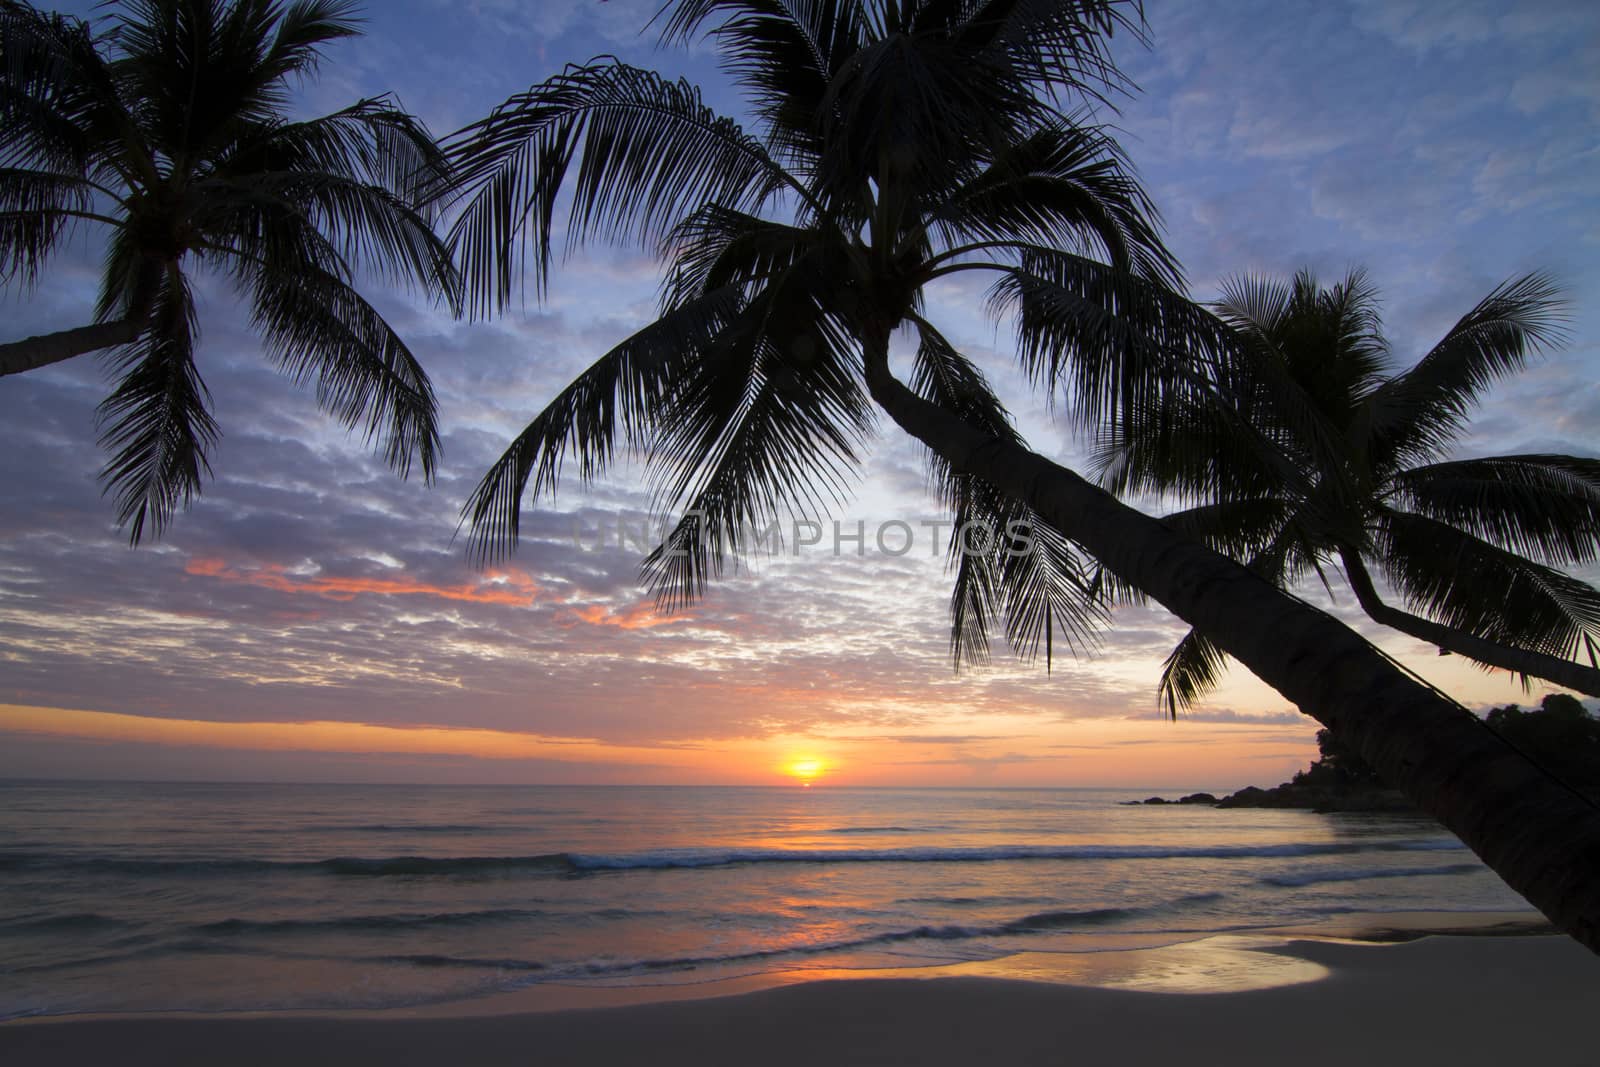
top-left (202, 96), bottom-right (460, 299)
top-left (1208, 270), bottom-right (1372, 496)
top-left (1212, 271), bottom-right (1293, 338)
top-left (998, 513), bottom-right (1104, 665)
top-left (665, 2), bottom-right (1145, 220)
top-left (461, 285), bottom-right (747, 565)
top-left (946, 511), bottom-right (1001, 667)
top-left (1158, 627), bottom-right (1229, 718)
top-left (203, 168), bottom-right (356, 282)
top-left (1369, 273), bottom-right (1567, 465)
top-left (1157, 497), bottom-right (1293, 561)
top-left (1087, 368), bottom-right (1308, 507)
top-left (656, 0), bottom-right (863, 172)
top-left (0, 165), bottom-right (95, 283)
top-left (109, 0), bottom-right (360, 157)
top-left (223, 96), bottom-right (453, 213)
top-left (1246, 268), bottom-right (1389, 405)
top-left (641, 279), bottom-right (873, 610)
top-left (1388, 455), bottom-right (1600, 568)
top-left (95, 264), bottom-right (215, 544)
top-left (666, 1), bottom-right (1144, 116)
top-left (811, 29), bottom-right (1027, 205)
top-left (932, 0), bottom-right (1147, 106)
top-left (94, 223), bottom-right (161, 325)
top-left (659, 203), bottom-right (827, 311)
top-left (1377, 507), bottom-right (1600, 662)
top-left (909, 312), bottom-right (1011, 666)
top-left (1308, 268), bottom-right (1389, 393)
top-left (249, 260), bottom-right (439, 482)
top-left (908, 312), bottom-right (1019, 488)
top-left (1154, 517), bottom-right (1313, 713)
top-left (941, 486), bottom-right (1106, 670)
top-left (0, 1), bottom-right (106, 174)
top-left (256, 0), bottom-right (364, 84)
top-left (205, 167), bottom-right (459, 305)
top-left (908, 314), bottom-right (1103, 667)
top-left (925, 115), bottom-right (1178, 285)
top-left (441, 59), bottom-right (792, 316)
top-left (987, 246), bottom-right (1234, 435)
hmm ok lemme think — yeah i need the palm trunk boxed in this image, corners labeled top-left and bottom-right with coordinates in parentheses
top-left (1340, 550), bottom-right (1600, 697)
top-left (860, 332), bottom-right (1600, 952)
top-left (0, 318), bottom-right (144, 377)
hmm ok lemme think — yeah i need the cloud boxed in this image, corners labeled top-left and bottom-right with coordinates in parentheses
top-left (562, 601), bottom-right (678, 630)
top-left (184, 557), bottom-right (545, 607)
top-left (1347, 0), bottom-right (1593, 54)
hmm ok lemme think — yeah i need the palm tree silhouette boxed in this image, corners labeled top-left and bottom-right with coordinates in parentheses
top-left (441, 1), bottom-right (1600, 948)
top-left (1094, 269), bottom-right (1600, 706)
top-left (0, 0), bottom-right (458, 541)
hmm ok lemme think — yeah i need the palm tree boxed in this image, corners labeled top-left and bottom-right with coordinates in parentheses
top-left (441, 1), bottom-right (1600, 949)
top-left (0, 0), bottom-right (459, 541)
top-left (1094, 270), bottom-right (1600, 708)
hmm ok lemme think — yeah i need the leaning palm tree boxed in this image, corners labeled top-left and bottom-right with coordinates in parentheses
top-left (442, 0), bottom-right (1600, 949)
top-left (0, 0), bottom-right (458, 541)
top-left (1095, 270), bottom-right (1600, 708)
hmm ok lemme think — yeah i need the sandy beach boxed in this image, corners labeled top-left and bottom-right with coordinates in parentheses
top-left (4, 915), bottom-right (1595, 1066)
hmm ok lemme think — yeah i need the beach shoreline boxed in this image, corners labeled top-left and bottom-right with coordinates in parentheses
top-left (3, 910), bottom-right (1590, 1066)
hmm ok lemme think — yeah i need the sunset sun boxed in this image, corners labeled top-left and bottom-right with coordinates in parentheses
top-left (784, 758), bottom-right (825, 786)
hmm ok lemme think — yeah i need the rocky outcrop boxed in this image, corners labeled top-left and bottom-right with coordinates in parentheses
top-left (1212, 782), bottom-right (1417, 813)
top-left (1126, 784), bottom-right (1416, 813)
top-left (1125, 792), bottom-right (1218, 806)
top-left (1128, 695), bottom-right (1595, 814)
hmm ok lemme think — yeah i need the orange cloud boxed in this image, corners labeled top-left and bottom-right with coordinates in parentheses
top-left (184, 557), bottom-right (688, 630)
top-left (185, 557), bottom-right (541, 607)
top-left (565, 601), bottom-right (679, 630)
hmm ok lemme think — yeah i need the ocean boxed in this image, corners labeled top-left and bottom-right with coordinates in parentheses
top-left (0, 780), bottom-right (1527, 1019)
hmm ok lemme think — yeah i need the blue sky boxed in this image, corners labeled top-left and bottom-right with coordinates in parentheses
top-left (0, 0), bottom-right (1595, 786)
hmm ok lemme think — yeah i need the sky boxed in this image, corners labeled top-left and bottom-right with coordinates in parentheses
top-left (1, 0), bottom-right (1597, 789)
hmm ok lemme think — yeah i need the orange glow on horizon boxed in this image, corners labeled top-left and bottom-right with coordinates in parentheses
top-left (0, 703), bottom-right (1321, 789)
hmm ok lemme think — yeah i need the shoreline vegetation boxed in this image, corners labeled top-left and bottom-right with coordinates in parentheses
top-left (0, 912), bottom-right (1574, 1067)
top-left (1133, 694), bottom-right (1600, 813)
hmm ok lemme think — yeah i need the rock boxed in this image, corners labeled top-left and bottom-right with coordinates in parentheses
top-left (1215, 783), bottom-right (1419, 813)
top-left (1215, 786), bottom-right (1274, 808)
top-left (1125, 785), bottom-right (1416, 813)
top-left (1122, 792), bottom-right (1219, 806)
